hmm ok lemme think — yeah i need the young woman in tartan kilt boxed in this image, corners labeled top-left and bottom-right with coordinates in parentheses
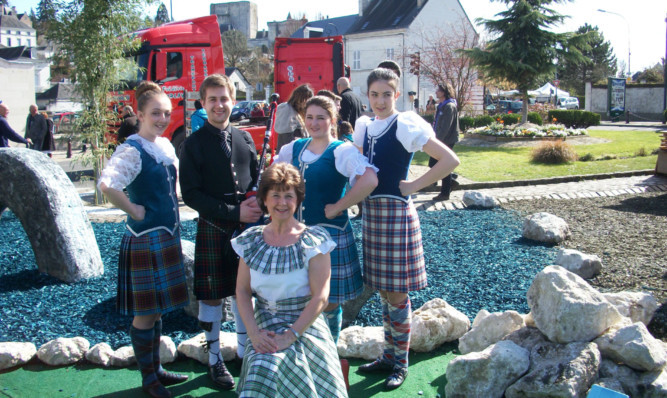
top-left (274, 96), bottom-right (377, 344)
top-left (99, 81), bottom-right (189, 398)
top-left (352, 68), bottom-right (460, 390)
top-left (231, 162), bottom-right (348, 397)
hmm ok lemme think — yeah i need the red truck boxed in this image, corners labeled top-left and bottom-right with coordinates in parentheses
top-left (112, 16), bottom-right (348, 160)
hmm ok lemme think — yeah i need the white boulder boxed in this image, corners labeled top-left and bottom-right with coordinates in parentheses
top-left (110, 345), bottom-right (136, 367)
top-left (501, 327), bottom-right (549, 353)
top-left (181, 239), bottom-right (198, 318)
top-left (555, 248), bottom-right (602, 279)
top-left (337, 326), bottom-right (383, 360)
top-left (527, 266), bottom-right (623, 343)
top-left (462, 191), bottom-right (496, 209)
top-left (458, 310), bottom-right (524, 354)
top-left (411, 298), bottom-right (470, 352)
top-left (522, 212), bottom-right (571, 244)
top-left (37, 337), bottom-right (90, 366)
top-left (637, 366), bottom-right (667, 398)
top-left (158, 335), bottom-right (178, 364)
top-left (0, 342), bottom-right (36, 370)
top-left (594, 322), bottom-right (667, 372)
top-left (85, 343), bottom-right (114, 366)
top-left (177, 332), bottom-right (237, 364)
top-left (445, 340), bottom-right (530, 398)
top-left (603, 291), bottom-right (659, 326)
top-left (505, 341), bottom-right (601, 398)
top-left (472, 309), bottom-right (491, 328)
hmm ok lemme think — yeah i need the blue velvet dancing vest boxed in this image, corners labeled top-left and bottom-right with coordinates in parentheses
top-left (362, 116), bottom-right (414, 202)
top-left (292, 138), bottom-right (348, 230)
top-left (125, 139), bottom-right (179, 236)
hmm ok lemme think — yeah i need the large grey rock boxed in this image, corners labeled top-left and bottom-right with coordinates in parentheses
top-left (445, 340), bottom-right (530, 398)
top-left (505, 341), bottom-right (601, 398)
top-left (85, 342), bottom-right (114, 366)
top-left (555, 248), bottom-right (602, 279)
top-left (462, 191), bottom-right (496, 209)
top-left (177, 332), bottom-right (236, 364)
top-left (342, 285), bottom-right (376, 328)
top-left (181, 239), bottom-right (198, 317)
top-left (599, 359), bottom-right (640, 397)
top-left (411, 298), bottom-right (470, 352)
top-left (594, 322), bottom-right (667, 371)
top-left (337, 326), bottom-right (383, 360)
top-left (527, 265), bottom-right (623, 343)
top-left (501, 326), bottom-right (550, 353)
top-left (37, 337), bottom-right (90, 366)
top-left (637, 367), bottom-right (667, 398)
top-left (522, 212), bottom-right (571, 244)
top-left (0, 342), bottom-right (36, 370)
top-left (458, 310), bottom-right (524, 354)
top-left (0, 148), bottom-right (103, 282)
top-left (603, 291), bottom-right (659, 326)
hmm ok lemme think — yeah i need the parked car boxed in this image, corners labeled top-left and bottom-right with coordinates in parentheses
top-left (558, 97), bottom-right (579, 110)
top-left (497, 100), bottom-right (523, 114)
top-left (230, 100), bottom-right (267, 122)
top-left (52, 112), bottom-right (82, 134)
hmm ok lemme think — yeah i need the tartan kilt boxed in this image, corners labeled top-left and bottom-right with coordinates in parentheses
top-left (117, 229), bottom-right (188, 316)
top-left (361, 197), bottom-right (427, 293)
top-left (194, 218), bottom-right (240, 300)
top-left (238, 295), bottom-right (348, 398)
top-left (324, 225), bottom-right (363, 304)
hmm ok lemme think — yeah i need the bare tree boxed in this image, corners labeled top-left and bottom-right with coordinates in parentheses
top-left (407, 19), bottom-right (480, 113)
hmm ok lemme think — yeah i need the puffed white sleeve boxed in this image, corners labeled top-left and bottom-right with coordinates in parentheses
top-left (303, 226), bottom-right (337, 264)
top-left (97, 144), bottom-right (142, 191)
top-left (333, 142), bottom-right (378, 184)
top-left (396, 111), bottom-right (435, 153)
top-left (273, 140), bottom-right (295, 164)
top-left (352, 115), bottom-right (372, 149)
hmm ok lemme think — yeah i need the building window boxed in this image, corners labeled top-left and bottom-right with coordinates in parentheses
top-left (386, 48), bottom-right (394, 60)
top-left (17, 38), bottom-right (21, 45)
top-left (353, 50), bottom-right (361, 70)
top-left (6, 30), bottom-right (10, 34)
top-left (27, 39), bottom-right (31, 47)
top-left (6, 38), bottom-right (10, 46)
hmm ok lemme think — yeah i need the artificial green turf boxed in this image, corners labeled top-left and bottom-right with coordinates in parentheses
top-left (0, 343), bottom-right (458, 397)
top-left (412, 130), bottom-right (661, 182)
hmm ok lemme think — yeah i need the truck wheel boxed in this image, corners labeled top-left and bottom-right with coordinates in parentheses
top-left (171, 129), bottom-right (186, 159)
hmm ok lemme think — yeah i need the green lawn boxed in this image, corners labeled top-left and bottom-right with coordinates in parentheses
top-left (413, 130), bottom-right (661, 182)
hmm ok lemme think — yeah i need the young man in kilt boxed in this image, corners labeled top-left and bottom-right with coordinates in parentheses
top-left (179, 74), bottom-right (263, 390)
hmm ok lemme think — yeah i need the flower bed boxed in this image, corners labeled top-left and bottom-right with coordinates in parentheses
top-left (465, 123), bottom-right (587, 140)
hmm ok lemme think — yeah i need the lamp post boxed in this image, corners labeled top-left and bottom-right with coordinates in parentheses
top-left (598, 9), bottom-right (631, 78)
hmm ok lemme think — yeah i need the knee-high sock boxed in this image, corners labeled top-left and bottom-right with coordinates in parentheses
top-left (231, 296), bottom-right (248, 358)
top-left (387, 296), bottom-right (411, 369)
top-left (130, 325), bottom-right (157, 387)
top-left (381, 297), bottom-right (395, 364)
top-left (199, 302), bottom-right (223, 365)
top-left (323, 305), bottom-right (343, 344)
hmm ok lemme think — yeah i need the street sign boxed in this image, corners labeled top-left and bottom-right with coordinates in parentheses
top-left (553, 80), bottom-right (560, 87)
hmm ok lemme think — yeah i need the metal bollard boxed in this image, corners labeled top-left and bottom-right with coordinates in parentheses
top-left (625, 110), bottom-right (629, 124)
top-left (66, 138), bottom-right (72, 158)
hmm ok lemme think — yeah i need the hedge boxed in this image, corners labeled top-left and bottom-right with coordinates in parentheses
top-left (460, 116), bottom-right (475, 131)
top-left (547, 110), bottom-right (600, 128)
top-left (500, 113), bottom-right (521, 126)
top-left (527, 112), bottom-right (543, 125)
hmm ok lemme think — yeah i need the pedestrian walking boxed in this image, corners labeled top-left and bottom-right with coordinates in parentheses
top-left (0, 103), bottom-right (31, 148)
top-left (25, 104), bottom-right (47, 151)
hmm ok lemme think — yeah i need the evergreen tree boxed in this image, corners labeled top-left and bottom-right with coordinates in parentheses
top-left (463, 0), bottom-right (586, 123)
top-left (155, 2), bottom-right (169, 26)
top-left (558, 24), bottom-right (617, 96)
top-left (48, 0), bottom-right (147, 204)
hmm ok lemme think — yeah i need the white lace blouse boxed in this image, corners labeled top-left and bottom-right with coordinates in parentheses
top-left (98, 135), bottom-right (178, 191)
top-left (352, 111), bottom-right (434, 153)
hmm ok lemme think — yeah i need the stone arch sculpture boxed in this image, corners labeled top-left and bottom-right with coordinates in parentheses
top-left (0, 148), bottom-right (103, 282)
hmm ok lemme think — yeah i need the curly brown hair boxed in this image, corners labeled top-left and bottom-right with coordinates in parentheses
top-left (256, 163), bottom-right (305, 213)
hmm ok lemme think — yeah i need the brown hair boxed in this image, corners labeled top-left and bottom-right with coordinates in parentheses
top-left (367, 67), bottom-right (400, 92)
top-left (305, 96), bottom-right (338, 138)
top-left (135, 81), bottom-right (166, 113)
top-left (287, 84), bottom-right (314, 119)
top-left (338, 121), bottom-right (353, 140)
top-left (316, 89), bottom-right (341, 103)
top-left (437, 83), bottom-right (455, 100)
top-left (256, 163), bottom-right (305, 213)
top-left (199, 74), bottom-right (236, 102)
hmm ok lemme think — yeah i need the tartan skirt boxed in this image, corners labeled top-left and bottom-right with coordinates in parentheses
top-left (362, 197), bottom-right (427, 293)
top-left (117, 229), bottom-right (188, 316)
top-left (238, 295), bottom-right (348, 398)
top-left (194, 217), bottom-right (240, 300)
top-left (325, 225), bottom-right (363, 304)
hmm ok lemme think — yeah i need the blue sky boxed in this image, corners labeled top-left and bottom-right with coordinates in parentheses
top-left (16, 0), bottom-right (667, 73)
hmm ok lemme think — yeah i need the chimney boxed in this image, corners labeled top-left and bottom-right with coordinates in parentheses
top-left (358, 0), bottom-right (374, 16)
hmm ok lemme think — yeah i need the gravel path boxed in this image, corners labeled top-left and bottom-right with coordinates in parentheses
top-left (501, 192), bottom-right (667, 340)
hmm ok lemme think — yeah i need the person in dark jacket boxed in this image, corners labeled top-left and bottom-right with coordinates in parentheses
top-left (336, 77), bottom-right (364, 127)
top-left (117, 105), bottom-right (140, 144)
top-left (25, 104), bottom-right (47, 151)
top-left (0, 104), bottom-right (31, 148)
top-left (430, 83), bottom-right (460, 201)
top-left (41, 112), bottom-right (56, 157)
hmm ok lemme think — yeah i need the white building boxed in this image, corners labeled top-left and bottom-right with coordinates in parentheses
top-left (0, 8), bottom-right (37, 49)
top-left (344, 0), bottom-right (480, 112)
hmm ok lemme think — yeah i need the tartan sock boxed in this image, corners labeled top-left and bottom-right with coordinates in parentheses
top-left (323, 305), bottom-right (343, 344)
top-left (130, 325), bottom-right (157, 387)
top-left (199, 302), bottom-right (223, 365)
top-left (152, 319), bottom-right (164, 375)
top-left (231, 297), bottom-right (248, 359)
top-left (381, 297), bottom-right (395, 364)
top-left (387, 296), bottom-right (411, 369)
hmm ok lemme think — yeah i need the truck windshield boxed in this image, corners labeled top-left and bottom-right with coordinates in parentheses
top-left (117, 49), bottom-right (149, 86)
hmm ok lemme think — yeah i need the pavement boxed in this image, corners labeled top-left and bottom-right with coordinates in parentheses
top-left (46, 120), bottom-right (667, 218)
